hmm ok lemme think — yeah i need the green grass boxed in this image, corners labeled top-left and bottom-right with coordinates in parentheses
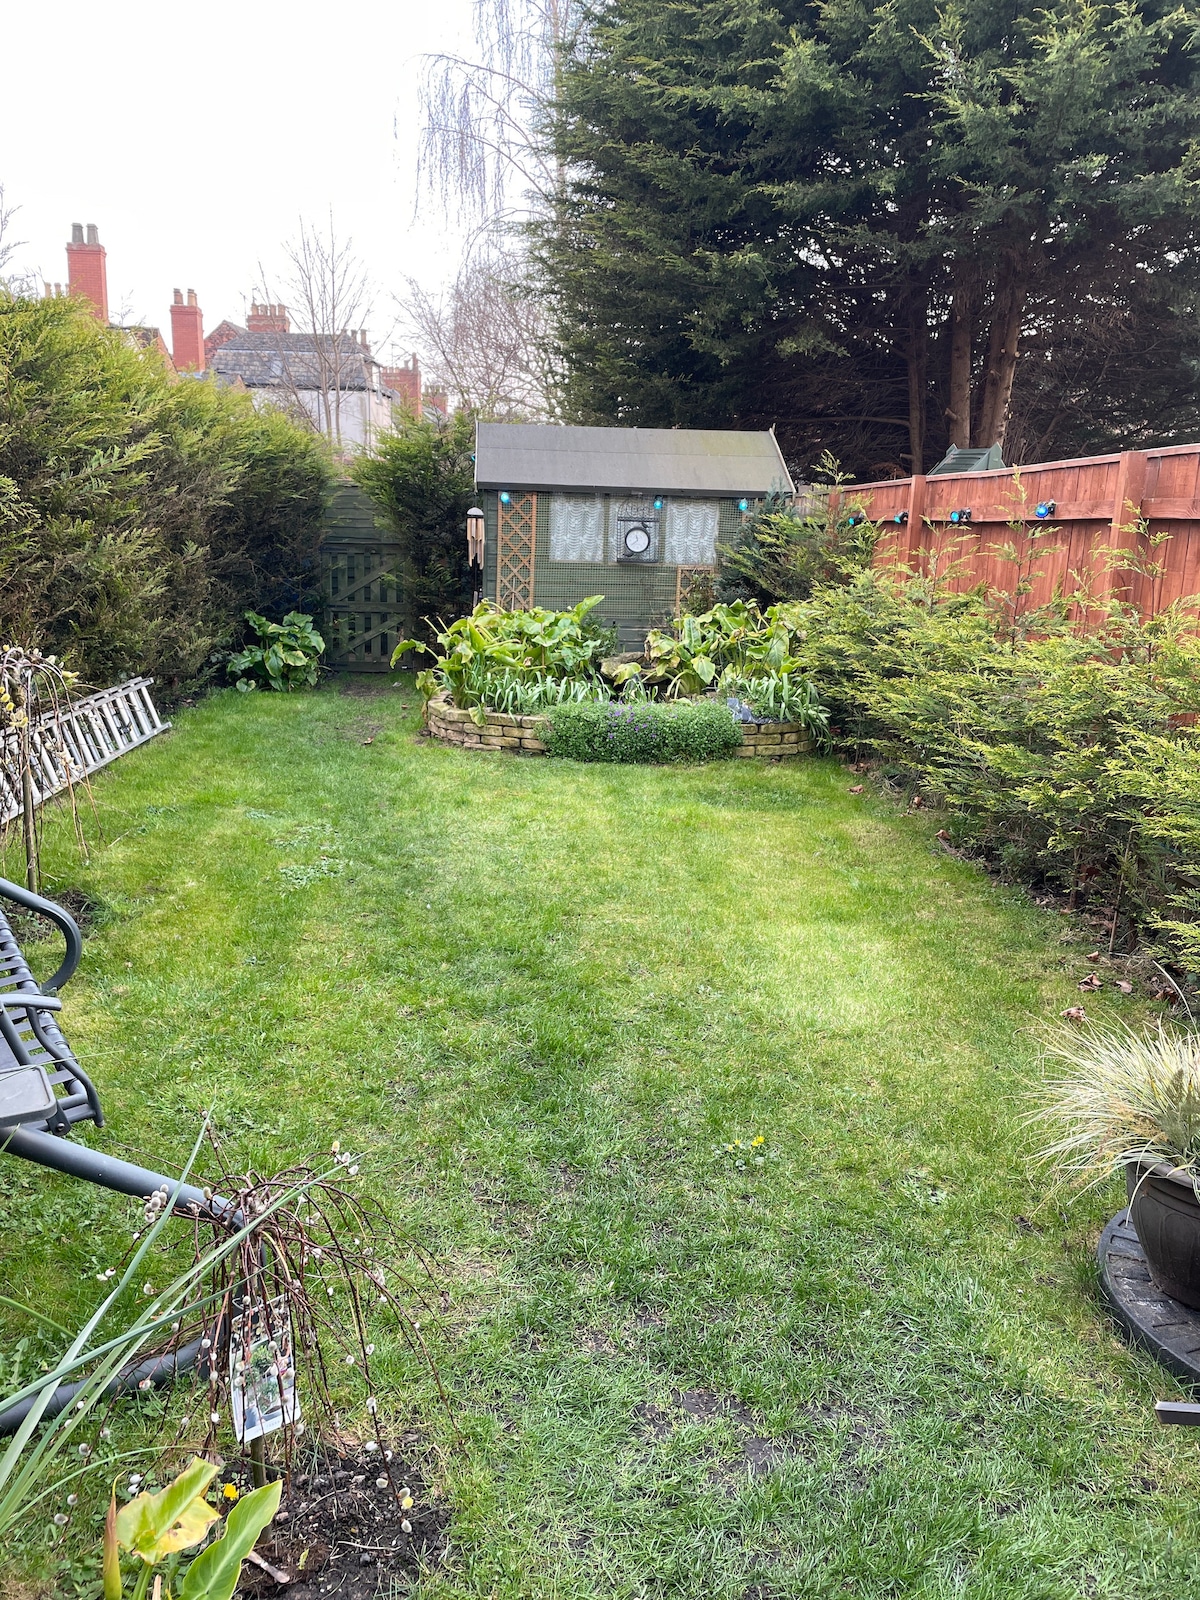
top-left (4, 679), bottom-right (1200, 1598)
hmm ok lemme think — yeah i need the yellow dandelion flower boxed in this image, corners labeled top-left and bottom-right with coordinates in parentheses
top-left (751, 1136), bottom-right (765, 1147)
top-left (223, 1483), bottom-right (240, 1501)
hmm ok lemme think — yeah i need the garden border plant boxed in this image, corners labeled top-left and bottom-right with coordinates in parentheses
top-left (396, 596), bottom-right (830, 764)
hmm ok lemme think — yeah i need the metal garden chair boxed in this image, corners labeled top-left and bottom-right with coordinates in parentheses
top-left (0, 875), bottom-right (234, 1434)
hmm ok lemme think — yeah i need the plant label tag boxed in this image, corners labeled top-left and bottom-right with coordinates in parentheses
top-left (230, 1294), bottom-right (300, 1443)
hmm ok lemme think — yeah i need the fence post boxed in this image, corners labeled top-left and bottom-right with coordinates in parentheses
top-left (903, 475), bottom-right (927, 570)
top-left (1098, 451), bottom-right (1147, 604)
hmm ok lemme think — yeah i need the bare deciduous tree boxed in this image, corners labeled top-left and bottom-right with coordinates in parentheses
top-left (396, 246), bottom-right (556, 420)
top-left (419, 0), bottom-right (580, 223)
top-left (0, 187), bottom-right (31, 292)
top-left (259, 216), bottom-right (376, 447)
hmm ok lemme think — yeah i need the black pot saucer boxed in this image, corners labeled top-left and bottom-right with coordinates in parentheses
top-left (1098, 1210), bottom-right (1200, 1384)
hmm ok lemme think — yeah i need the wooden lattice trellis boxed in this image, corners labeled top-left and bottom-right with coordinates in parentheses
top-left (497, 493), bottom-right (537, 610)
top-left (675, 565), bottom-right (716, 615)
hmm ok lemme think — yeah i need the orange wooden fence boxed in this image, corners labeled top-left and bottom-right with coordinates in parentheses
top-left (842, 444), bottom-right (1200, 615)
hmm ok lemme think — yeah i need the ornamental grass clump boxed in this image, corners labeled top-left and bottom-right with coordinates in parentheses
top-left (1034, 1021), bottom-right (1200, 1191)
top-left (544, 700), bottom-right (742, 763)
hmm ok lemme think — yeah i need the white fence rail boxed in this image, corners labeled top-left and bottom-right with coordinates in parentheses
top-left (0, 677), bottom-right (170, 825)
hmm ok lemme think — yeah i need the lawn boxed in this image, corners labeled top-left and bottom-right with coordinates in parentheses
top-left (3, 680), bottom-right (1200, 1599)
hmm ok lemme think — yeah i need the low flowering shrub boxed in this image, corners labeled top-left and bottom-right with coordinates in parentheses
top-left (543, 700), bottom-right (742, 763)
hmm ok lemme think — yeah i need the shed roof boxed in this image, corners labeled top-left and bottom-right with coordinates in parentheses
top-left (474, 423), bottom-right (795, 496)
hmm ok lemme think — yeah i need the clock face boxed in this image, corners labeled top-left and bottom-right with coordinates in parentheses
top-left (624, 523), bottom-right (652, 555)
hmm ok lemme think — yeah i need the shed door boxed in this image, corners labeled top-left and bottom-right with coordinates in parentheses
top-left (497, 492), bottom-right (538, 610)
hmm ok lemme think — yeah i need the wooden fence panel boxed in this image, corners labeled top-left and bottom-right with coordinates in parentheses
top-left (844, 444), bottom-right (1200, 617)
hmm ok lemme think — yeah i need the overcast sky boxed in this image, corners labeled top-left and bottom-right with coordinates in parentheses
top-left (1, 0), bottom-right (480, 361)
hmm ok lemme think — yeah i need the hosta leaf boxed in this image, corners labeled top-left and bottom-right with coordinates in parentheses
top-left (179, 1478), bottom-right (282, 1600)
top-left (115, 1457), bottom-right (220, 1562)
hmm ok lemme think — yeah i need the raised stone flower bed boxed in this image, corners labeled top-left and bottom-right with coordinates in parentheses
top-left (734, 720), bottom-right (812, 758)
top-left (426, 692), bottom-right (549, 754)
top-left (425, 691), bottom-right (811, 759)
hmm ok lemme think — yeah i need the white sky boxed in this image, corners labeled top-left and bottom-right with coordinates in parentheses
top-left (1, 0), bottom-right (480, 363)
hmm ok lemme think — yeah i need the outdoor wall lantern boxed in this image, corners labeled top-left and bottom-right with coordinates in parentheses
top-left (466, 507), bottom-right (485, 567)
top-left (846, 513), bottom-right (865, 527)
top-left (892, 511), bottom-right (909, 526)
top-left (653, 496), bottom-right (665, 511)
top-left (1034, 501), bottom-right (1056, 519)
top-left (738, 498), bottom-right (750, 513)
top-left (949, 508), bottom-right (973, 525)
top-left (499, 490), bottom-right (512, 504)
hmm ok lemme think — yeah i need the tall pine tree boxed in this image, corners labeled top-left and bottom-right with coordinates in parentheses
top-left (538, 0), bottom-right (1200, 474)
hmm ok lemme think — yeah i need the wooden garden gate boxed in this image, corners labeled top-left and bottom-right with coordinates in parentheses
top-left (320, 483), bottom-right (406, 672)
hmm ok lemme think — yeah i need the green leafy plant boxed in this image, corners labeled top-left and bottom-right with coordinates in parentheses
top-left (720, 670), bottom-right (830, 741)
top-left (227, 612), bottom-right (324, 692)
top-left (394, 597), bottom-right (612, 712)
top-left (463, 667), bottom-right (611, 715)
top-left (102, 1456), bottom-right (281, 1600)
top-left (543, 700), bottom-right (742, 763)
top-left (644, 602), bottom-right (793, 696)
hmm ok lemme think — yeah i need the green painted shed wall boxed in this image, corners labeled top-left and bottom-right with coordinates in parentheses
top-left (481, 490), bottom-right (746, 650)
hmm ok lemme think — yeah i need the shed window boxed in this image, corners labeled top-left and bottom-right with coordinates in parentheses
top-left (664, 500), bottom-right (719, 566)
top-left (549, 494), bottom-right (605, 562)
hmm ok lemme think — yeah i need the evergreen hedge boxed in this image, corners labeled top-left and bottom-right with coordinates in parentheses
top-left (0, 291), bottom-right (331, 690)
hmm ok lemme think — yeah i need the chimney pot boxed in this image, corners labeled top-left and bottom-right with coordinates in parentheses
top-left (171, 284), bottom-right (205, 374)
top-left (66, 222), bottom-right (108, 321)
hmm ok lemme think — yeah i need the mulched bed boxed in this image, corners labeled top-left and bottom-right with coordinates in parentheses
top-left (234, 1439), bottom-right (447, 1598)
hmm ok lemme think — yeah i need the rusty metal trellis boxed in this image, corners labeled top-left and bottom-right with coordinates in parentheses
top-left (497, 493), bottom-right (537, 610)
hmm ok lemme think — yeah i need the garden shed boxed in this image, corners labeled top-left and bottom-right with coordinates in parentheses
top-left (474, 423), bottom-right (794, 649)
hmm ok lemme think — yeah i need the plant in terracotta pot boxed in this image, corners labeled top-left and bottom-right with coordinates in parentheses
top-left (1037, 1021), bottom-right (1200, 1307)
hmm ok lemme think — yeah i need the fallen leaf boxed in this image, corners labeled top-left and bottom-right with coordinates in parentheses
top-left (1078, 973), bottom-right (1102, 991)
top-left (936, 828), bottom-right (951, 842)
top-left (910, 795), bottom-right (924, 808)
top-left (849, 784), bottom-right (864, 794)
top-left (362, 737), bottom-right (375, 746)
top-left (1086, 950), bottom-right (1101, 961)
top-left (1116, 979), bottom-right (1133, 994)
top-left (1061, 1005), bottom-right (1087, 1023)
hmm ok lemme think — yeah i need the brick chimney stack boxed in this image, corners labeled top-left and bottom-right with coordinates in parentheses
top-left (170, 287), bottom-right (205, 372)
top-left (247, 302), bottom-right (290, 334)
top-left (66, 223), bottom-right (108, 321)
top-left (381, 353), bottom-right (422, 418)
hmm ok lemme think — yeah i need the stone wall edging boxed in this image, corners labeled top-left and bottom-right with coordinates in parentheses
top-left (424, 691), bottom-right (811, 759)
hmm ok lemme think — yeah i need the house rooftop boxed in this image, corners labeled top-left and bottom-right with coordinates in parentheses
top-left (209, 329), bottom-right (387, 393)
top-left (474, 423), bottom-right (795, 496)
